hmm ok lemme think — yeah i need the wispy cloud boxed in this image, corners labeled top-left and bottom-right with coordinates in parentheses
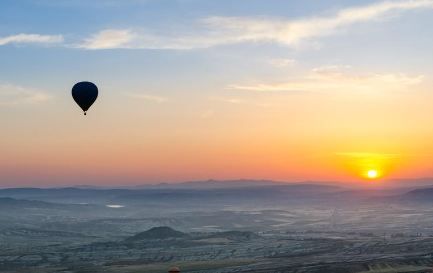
top-left (78, 0), bottom-right (433, 50)
top-left (78, 29), bottom-right (136, 49)
top-left (0, 84), bottom-right (52, 105)
top-left (336, 152), bottom-right (401, 159)
top-left (210, 96), bottom-right (273, 108)
top-left (229, 65), bottom-right (424, 93)
top-left (210, 96), bottom-right (244, 105)
top-left (336, 152), bottom-right (433, 160)
top-left (0, 34), bottom-right (63, 46)
top-left (126, 92), bottom-right (167, 103)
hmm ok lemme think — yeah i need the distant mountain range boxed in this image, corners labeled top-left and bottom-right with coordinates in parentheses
top-left (5, 177), bottom-right (433, 191)
top-left (398, 187), bottom-right (433, 202)
top-left (1, 179), bottom-right (433, 207)
top-left (136, 179), bottom-right (341, 189)
top-left (0, 183), bottom-right (344, 212)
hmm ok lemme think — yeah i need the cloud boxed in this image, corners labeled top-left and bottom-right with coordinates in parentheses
top-left (210, 96), bottom-right (273, 108)
top-left (229, 65), bottom-right (424, 93)
top-left (78, 29), bottom-right (136, 49)
top-left (336, 152), bottom-right (433, 159)
top-left (0, 34), bottom-right (63, 46)
top-left (78, 0), bottom-right (433, 49)
top-left (0, 84), bottom-right (52, 105)
top-left (77, 27), bottom-right (237, 50)
top-left (336, 152), bottom-right (401, 159)
top-left (205, 0), bottom-right (433, 47)
top-left (210, 96), bottom-right (244, 104)
top-left (127, 92), bottom-right (167, 103)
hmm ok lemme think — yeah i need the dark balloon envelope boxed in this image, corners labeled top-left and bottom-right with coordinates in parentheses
top-left (72, 81), bottom-right (98, 115)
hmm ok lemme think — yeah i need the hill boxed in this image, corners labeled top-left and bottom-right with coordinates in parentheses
top-left (125, 227), bottom-right (189, 242)
top-left (399, 187), bottom-right (433, 202)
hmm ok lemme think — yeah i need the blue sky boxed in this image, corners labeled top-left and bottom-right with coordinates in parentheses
top-left (1, 0), bottom-right (433, 88)
top-left (3, 0), bottom-right (433, 186)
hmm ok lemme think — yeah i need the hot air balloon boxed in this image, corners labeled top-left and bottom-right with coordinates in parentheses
top-left (71, 81), bottom-right (98, 115)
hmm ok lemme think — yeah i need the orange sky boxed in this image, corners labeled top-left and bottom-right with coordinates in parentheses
top-left (2, 83), bottom-right (433, 186)
top-left (3, 0), bottom-right (433, 186)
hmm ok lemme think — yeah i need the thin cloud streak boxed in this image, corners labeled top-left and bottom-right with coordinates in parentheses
top-left (229, 66), bottom-right (424, 93)
top-left (78, 0), bottom-right (433, 50)
top-left (210, 96), bottom-right (273, 108)
top-left (210, 96), bottom-right (244, 105)
top-left (0, 84), bottom-right (52, 105)
top-left (0, 34), bottom-right (63, 46)
top-left (78, 29), bottom-right (136, 49)
top-left (335, 152), bottom-right (433, 159)
top-left (336, 152), bottom-right (402, 159)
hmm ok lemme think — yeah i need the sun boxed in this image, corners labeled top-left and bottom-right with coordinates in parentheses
top-left (366, 169), bottom-right (379, 179)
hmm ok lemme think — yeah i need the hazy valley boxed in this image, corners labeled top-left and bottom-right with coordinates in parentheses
top-left (0, 180), bottom-right (433, 272)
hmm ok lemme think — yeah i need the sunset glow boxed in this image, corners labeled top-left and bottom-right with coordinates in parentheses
top-left (2, 0), bottom-right (433, 187)
top-left (366, 170), bottom-right (379, 180)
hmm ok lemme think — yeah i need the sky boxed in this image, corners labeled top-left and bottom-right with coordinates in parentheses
top-left (2, 0), bottom-right (433, 186)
